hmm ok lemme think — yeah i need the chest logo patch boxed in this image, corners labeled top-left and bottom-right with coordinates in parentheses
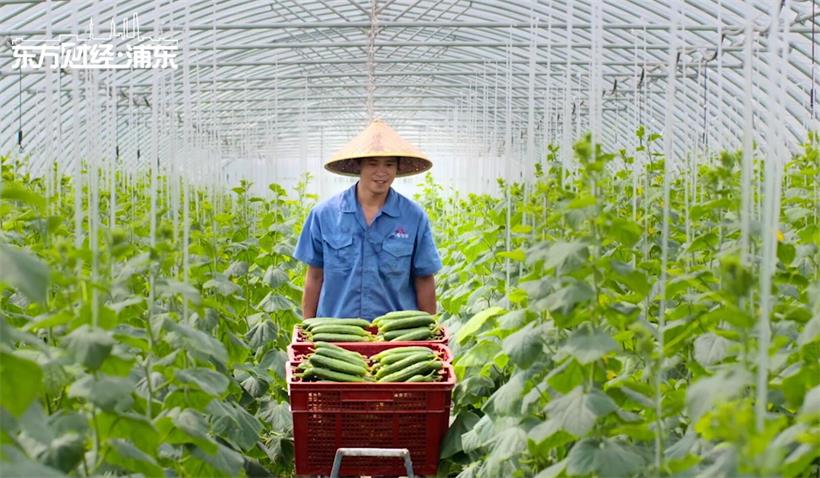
top-left (394, 226), bottom-right (409, 239)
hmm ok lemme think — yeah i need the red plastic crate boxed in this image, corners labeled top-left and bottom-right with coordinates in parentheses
top-left (287, 341), bottom-right (453, 364)
top-left (287, 343), bottom-right (456, 476)
top-left (291, 323), bottom-right (450, 346)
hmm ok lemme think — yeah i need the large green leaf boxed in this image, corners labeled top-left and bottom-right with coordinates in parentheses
top-left (160, 319), bottom-right (228, 367)
top-left (175, 368), bottom-right (230, 397)
top-left (157, 408), bottom-right (217, 454)
top-left (455, 306), bottom-right (505, 344)
top-left (502, 322), bottom-right (544, 368)
top-left (561, 326), bottom-right (619, 364)
top-left (63, 325), bottom-right (115, 370)
top-left (544, 386), bottom-right (617, 437)
top-left (206, 399), bottom-right (262, 451)
top-left (0, 350), bottom-right (43, 417)
top-left (566, 437), bottom-right (646, 476)
top-left (203, 274), bottom-right (241, 297)
top-left (67, 375), bottom-right (134, 413)
top-left (0, 446), bottom-right (67, 477)
top-left (542, 241), bottom-right (589, 272)
top-left (544, 281), bottom-right (594, 315)
top-left (189, 441), bottom-right (244, 476)
top-left (246, 319), bottom-right (277, 350)
top-left (440, 411), bottom-right (480, 459)
top-left (106, 438), bottom-right (163, 477)
top-left (484, 372), bottom-right (526, 416)
top-left (686, 367), bottom-right (751, 422)
top-left (0, 244), bottom-right (50, 304)
top-left (693, 333), bottom-right (733, 367)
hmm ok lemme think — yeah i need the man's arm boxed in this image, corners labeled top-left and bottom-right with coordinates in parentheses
top-left (414, 274), bottom-right (437, 315)
top-left (302, 266), bottom-right (324, 318)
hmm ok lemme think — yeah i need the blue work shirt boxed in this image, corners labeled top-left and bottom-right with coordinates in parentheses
top-left (293, 182), bottom-right (442, 321)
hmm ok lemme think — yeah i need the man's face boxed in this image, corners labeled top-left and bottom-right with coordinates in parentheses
top-left (359, 156), bottom-right (398, 195)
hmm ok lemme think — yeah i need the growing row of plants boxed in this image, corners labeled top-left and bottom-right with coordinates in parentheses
top-left (423, 132), bottom-right (819, 477)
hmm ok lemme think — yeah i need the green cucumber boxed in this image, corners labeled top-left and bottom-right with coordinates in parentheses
top-left (371, 346), bottom-right (433, 361)
top-left (308, 324), bottom-right (370, 337)
top-left (302, 366), bottom-right (366, 382)
top-left (378, 360), bottom-right (443, 383)
top-left (373, 310), bottom-right (430, 326)
top-left (307, 354), bottom-right (368, 376)
top-left (406, 372), bottom-right (439, 382)
top-left (383, 326), bottom-right (434, 341)
top-left (314, 347), bottom-right (367, 367)
top-left (378, 349), bottom-right (435, 366)
top-left (311, 333), bottom-right (370, 342)
top-left (375, 352), bottom-right (437, 379)
top-left (305, 318), bottom-right (371, 330)
top-left (390, 328), bottom-right (435, 342)
top-left (379, 315), bottom-right (436, 333)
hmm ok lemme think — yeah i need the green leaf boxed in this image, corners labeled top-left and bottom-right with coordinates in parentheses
top-left (246, 320), bottom-right (277, 350)
top-left (502, 322), bottom-right (544, 368)
top-left (257, 401), bottom-right (292, 435)
top-left (542, 241), bottom-right (588, 272)
top-left (161, 319), bottom-right (228, 367)
top-left (799, 385), bottom-right (820, 420)
top-left (106, 438), bottom-right (163, 477)
top-left (456, 306), bottom-right (505, 344)
top-left (203, 274), bottom-right (241, 297)
top-left (686, 367), bottom-right (751, 422)
top-left (498, 249), bottom-right (526, 262)
top-left (158, 408), bottom-right (217, 454)
top-left (189, 441), bottom-right (244, 476)
top-left (157, 279), bottom-right (201, 306)
top-left (263, 267), bottom-right (289, 288)
top-left (0, 350), bottom-right (43, 417)
top-left (0, 182), bottom-right (46, 212)
top-left (693, 333), bottom-right (733, 367)
top-left (484, 426), bottom-right (527, 475)
top-left (63, 325), bottom-right (115, 370)
top-left (97, 411), bottom-right (158, 455)
top-left (544, 386), bottom-right (617, 436)
top-left (226, 260), bottom-right (249, 277)
top-left (566, 437), bottom-right (646, 477)
top-left (797, 315), bottom-right (820, 348)
top-left (544, 281), bottom-right (594, 315)
top-left (67, 375), bottom-right (134, 413)
top-left (206, 399), bottom-right (262, 451)
top-left (485, 372), bottom-right (526, 416)
top-left (0, 446), bottom-right (67, 477)
top-left (440, 411), bottom-right (480, 459)
top-left (175, 368), bottom-right (230, 397)
top-left (561, 326), bottom-right (619, 364)
top-left (0, 244), bottom-right (50, 304)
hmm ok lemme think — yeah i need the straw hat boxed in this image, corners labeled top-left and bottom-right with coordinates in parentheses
top-left (324, 119), bottom-right (432, 177)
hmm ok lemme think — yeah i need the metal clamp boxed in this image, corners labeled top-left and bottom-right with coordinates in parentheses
top-left (329, 447), bottom-right (414, 478)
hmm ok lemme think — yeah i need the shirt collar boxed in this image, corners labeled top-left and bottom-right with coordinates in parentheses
top-left (341, 181), bottom-right (400, 218)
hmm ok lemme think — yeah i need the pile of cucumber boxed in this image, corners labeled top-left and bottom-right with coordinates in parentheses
top-left (296, 342), bottom-right (445, 383)
top-left (297, 342), bottom-right (371, 382)
top-left (300, 317), bottom-right (375, 342)
top-left (371, 346), bottom-right (444, 382)
top-left (373, 310), bottom-right (440, 342)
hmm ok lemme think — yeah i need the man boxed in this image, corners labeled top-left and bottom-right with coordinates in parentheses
top-left (294, 119), bottom-right (442, 321)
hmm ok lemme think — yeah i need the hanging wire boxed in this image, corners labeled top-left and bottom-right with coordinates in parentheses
top-left (366, 0), bottom-right (379, 122)
top-left (18, 69), bottom-right (23, 151)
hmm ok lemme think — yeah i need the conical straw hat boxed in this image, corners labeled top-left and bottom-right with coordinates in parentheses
top-left (325, 119), bottom-right (432, 177)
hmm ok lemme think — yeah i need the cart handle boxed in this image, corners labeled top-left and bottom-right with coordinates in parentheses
top-left (329, 447), bottom-right (414, 478)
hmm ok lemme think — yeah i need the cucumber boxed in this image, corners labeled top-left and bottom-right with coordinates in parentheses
top-left (378, 360), bottom-right (443, 383)
top-left (311, 333), bottom-right (370, 343)
top-left (379, 315), bottom-right (436, 333)
top-left (314, 347), bottom-right (368, 368)
top-left (302, 366), bottom-right (367, 382)
top-left (383, 326), bottom-right (433, 341)
top-left (406, 372), bottom-right (439, 382)
top-left (314, 342), bottom-right (368, 363)
top-left (371, 346), bottom-right (433, 361)
top-left (376, 352), bottom-right (437, 379)
top-left (378, 349), bottom-right (435, 366)
top-left (373, 310), bottom-right (430, 326)
top-left (308, 324), bottom-right (370, 337)
top-left (308, 354), bottom-right (368, 376)
top-left (390, 328), bottom-right (435, 342)
top-left (305, 318), bottom-right (372, 330)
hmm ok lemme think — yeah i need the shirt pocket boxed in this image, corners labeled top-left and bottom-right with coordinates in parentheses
top-left (323, 234), bottom-right (354, 271)
top-left (380, 238), bottom-right (414, 276)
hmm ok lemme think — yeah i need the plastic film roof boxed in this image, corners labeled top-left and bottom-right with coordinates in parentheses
top-left (0, 1), bottom-right (817, 193)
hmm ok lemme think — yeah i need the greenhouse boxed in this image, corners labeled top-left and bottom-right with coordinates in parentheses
top-left (0, 0), bottom-right (818, 477)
